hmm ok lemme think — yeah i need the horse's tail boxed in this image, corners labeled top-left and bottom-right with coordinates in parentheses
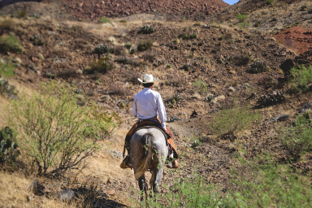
top-left (135, 133), bottom-right (153, 180)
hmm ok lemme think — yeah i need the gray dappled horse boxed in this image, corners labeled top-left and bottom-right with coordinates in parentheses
top-left (130, 127), bottom-right (168, 200)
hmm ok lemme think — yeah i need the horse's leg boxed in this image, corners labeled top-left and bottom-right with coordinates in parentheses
top-left (152, 167), bottom-right (164, 194)
top-left (138, 174), bottom-right (147, 201)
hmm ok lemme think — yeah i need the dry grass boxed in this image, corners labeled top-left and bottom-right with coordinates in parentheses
top-left (0, 172), bottom-right (75, 208)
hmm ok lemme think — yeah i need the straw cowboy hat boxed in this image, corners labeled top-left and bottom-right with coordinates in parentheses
top-left (138, 74), bottom-right (155, 84)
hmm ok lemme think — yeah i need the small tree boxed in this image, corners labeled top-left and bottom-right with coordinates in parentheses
top-left (7, 81), bottom-right (118, 177)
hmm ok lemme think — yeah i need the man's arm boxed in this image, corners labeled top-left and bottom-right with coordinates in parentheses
top-left (131, 98), bottom-right (137, 117)
top-left (157, 94), bottom-right (167, 128)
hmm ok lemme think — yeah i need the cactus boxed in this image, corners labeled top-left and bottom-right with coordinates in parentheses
top-left (257, 91), bottom-right (286, 106)
top-left (249, 60), bottom-right (269, 73)
top-left (0, 126), bottom-right (20, 163)
top-left (140, 25), bottom-right (155, 34)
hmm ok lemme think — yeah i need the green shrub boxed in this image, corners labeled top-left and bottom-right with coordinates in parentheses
top-left (120, 20), bottom-right (126, 23)
top-left (289, 65), bottom-right (312, 92)
top-left (236, 14), bottom-right (248, 22)
top-left (266, 0), bottom-right (274, 4)
top-left (166, 64), bottom-right (172, 68)
top-left (7, 81), bottom-right (118, 177)
top-left (93, 44), bottom-right (112, 54)
top-left (192, 80), bottom-right (208, 94)
top-left (0, 35), bottom-right (24, 53)
top-left (239, 21), bottom-right (250, 29)
top-left (0, 126), bottom-right (19, 164)
top-left (124, 43), bottom-right (132, 49)
top-left (0, 19), bottom-right (14, 29)
top-left (194, 22), bottom-right (201, 26)
top-left (0, 60), bottom-right (15, 77)
top-left (280, 115), bottom-right (312, 161)
top-left (137, 39), bottom-right (153, 51)
top-left (210, 106), bottom-right (259, 137)
top-left (179, 33), bottom-right (197, 40)
top-left (91, 56), bottom-right (114, 73)
top-left (99, 16), bottom-right (111, 23)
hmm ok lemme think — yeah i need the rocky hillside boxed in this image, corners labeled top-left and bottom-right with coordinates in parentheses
top-left (42, 0), bottom-right (229, 21)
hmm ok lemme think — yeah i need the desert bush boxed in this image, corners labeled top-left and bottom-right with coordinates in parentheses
top-left (124, 71), bottom-right (142, 85)
top-left (0, 60), bottom-right (15, 77)
top-left (249, 60), bottom-right (269, 73)
top-left (0, 35), bottom-right (24, 53)
top-left (114, 56), bottom-right (130, 64)
top-left (239, 21), bottom-right (250, 29)
top-left (257, 76), bottom-right (276, 88)
top-left (16, 10), bottom-right (27, 19)
top-left (108, 84), bottom-right (127, 96)
top-left (0, 126), bottom-right (19, 164)
top-left (120, 20), bottom-right (126, 23)
top-left (233, 56), bottom-right (250, 66)
top-left (179, 33), bottom-right (197, 40)
top-left (289, 65), bottom-right (312, 92)
top-left (93, 44), bottom-right (112, 55)
top-left (7, 82), bottom-right (118, 177)
top-left (210, 106), bottom-right (259, 137)
top-left (124, 43), bottom-right (132, 49)
top-left (280, 115), bottom-right (312, 161)
top-left (266, 0), bottom-right (274, 4)
top-left (142, 51), bottom-right (156, 62)
top-left (0, 76), bottom-right (17, 99)
top-left (30, 35), bottom-right (44, 46)
top-left (99, 16), bottom-right (111, 23)
top-left (140, 25), bottom-right (155, 34)
top-left (91, 56), bottom-right (114, 74)
top-left (0, 19), bottom-right (14, 29)
top-left (56, 69), bottom-right (80, 78)
top-left (192, 80), bottom-right (208, 94)
top-left (137, 39), bottom-right (153, 51)
top-left (236, 14), bottom-right (248, 22)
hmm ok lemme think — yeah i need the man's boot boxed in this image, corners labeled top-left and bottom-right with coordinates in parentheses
top-left (120, 141), bottom-right (132, 169)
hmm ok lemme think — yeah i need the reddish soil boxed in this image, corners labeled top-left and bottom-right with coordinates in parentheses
top-left (43, 0), bottom-right (229, 21)
top-left (274, 26), bottom-right (312, 55)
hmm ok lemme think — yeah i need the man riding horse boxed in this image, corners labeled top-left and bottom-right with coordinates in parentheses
top-left (120, 74), bottom-right (179, 169)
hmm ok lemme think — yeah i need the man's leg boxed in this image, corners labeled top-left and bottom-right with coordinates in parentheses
top-left (120, 122), bottom-right (138, 169)
top-left (164, 127), bottom-right (179, 168)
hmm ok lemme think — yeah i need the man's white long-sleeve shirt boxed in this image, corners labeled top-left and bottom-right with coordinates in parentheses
top-left (132, 88), bottom-right (167, 128)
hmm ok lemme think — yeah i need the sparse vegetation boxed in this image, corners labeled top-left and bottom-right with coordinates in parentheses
top-left (236, 14), bottom-right (248, 22)
top-left (249, 60), bottom-right (269, 73)
top-left (289, 65), bottom-right (312, 92)
top-left (7, 82), bottom-right (118, 177)
top-left (179, 33), bottom-right (197, 40)
top-left (0, 19), bottom-right (14, 29)
top-left (192, 80), bottom-right (208, 94)
top-left (0, 60), bottom-right (15, 77)
top-left (0, 35), bottom-right (24, 53)
top-left (211, 106), bottom-right (259, 138)
top-left (280, 115), bottom-right (312, 161)
top-left (140, 25), bottom-right (155, 34)
top-left (91, 56), bottom-right (114, 73)
top-left (99, 16), bottom-right (111, 23)
top-left (137, 39), bottom-right (153, 51)
top-left (16, 10), bottom-right (27, 19)
top-left (124, 43), bottom-right (132, 49)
